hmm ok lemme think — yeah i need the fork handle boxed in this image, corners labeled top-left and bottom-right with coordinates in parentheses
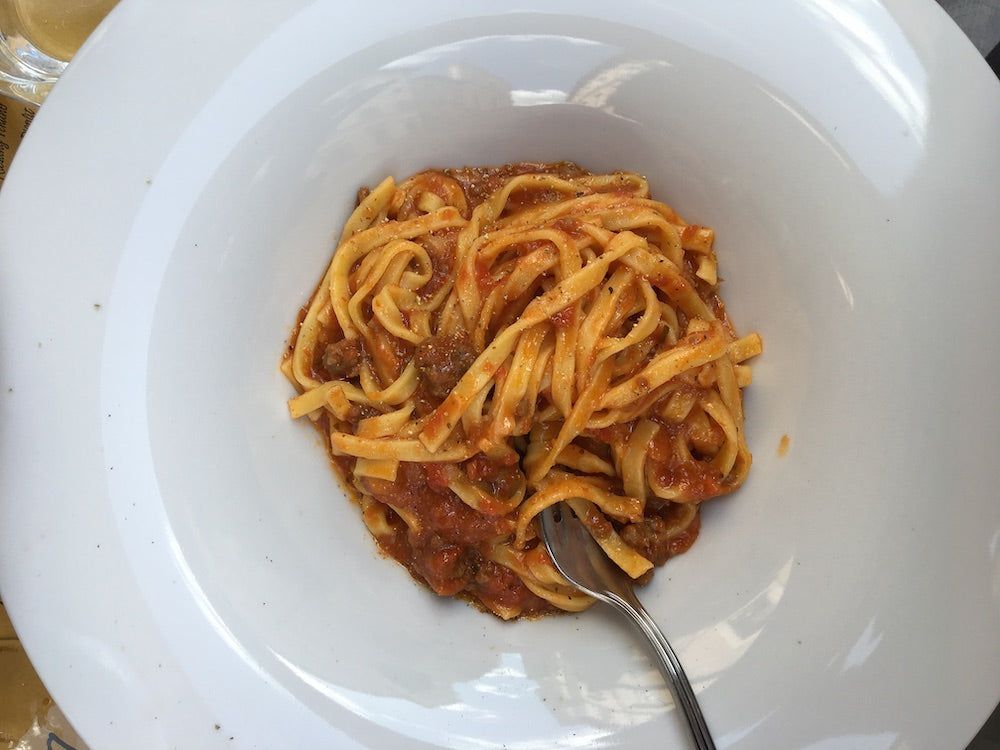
top-left (606, 591), bottom-right (717, 750)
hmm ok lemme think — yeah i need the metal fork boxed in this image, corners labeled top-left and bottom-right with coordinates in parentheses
top-left (540, 502), bottom-right (717, 750)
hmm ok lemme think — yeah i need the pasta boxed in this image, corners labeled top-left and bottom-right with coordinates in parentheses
top-left (281, 162), bottom-right (762, 619)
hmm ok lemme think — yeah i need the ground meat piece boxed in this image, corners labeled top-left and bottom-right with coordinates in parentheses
top-left (418, 230), bottom-right (457, 300)
top-left (472, 557), bottom-right (551, 617)
top-left (621, 517), bottom-right (674, 567)
top-left (445, 161), bottom-right (590, 208)
top-left (416, 537), bottom-right (472, 597)
top-left (620, 508), bottom-right (701, 567)
top-left (414, 332), bottom-right (477, 402)
top-left (321, 338), bottom-right (363, 380)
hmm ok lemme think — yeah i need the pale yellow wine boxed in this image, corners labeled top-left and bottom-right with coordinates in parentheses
top-left (7, 0), bottom-right (118, 61)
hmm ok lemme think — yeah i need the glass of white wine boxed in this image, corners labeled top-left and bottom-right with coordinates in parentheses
top-left (0, 0), bottom-right (118, 105)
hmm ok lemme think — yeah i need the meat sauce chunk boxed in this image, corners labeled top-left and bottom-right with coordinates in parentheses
top-left (414, 332), bottom-right (478, 402)
top-left (321, 338), bottom-right (363, 380)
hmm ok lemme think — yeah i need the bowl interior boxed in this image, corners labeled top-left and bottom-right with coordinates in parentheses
top-left (89, 5), bottom-right (996, 747)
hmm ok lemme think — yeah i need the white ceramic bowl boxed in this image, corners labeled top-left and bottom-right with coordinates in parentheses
top-left (1, 1), bottom-right (999, 748)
